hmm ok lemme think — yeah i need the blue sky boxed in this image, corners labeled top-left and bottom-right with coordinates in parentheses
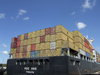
top-left (0, 0), bottom-right (100, 63)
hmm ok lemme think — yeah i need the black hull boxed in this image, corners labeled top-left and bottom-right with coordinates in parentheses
top-left (0, 69), bottom-right (6, 75)
top-left (7, 56), bottom-right (100, 75)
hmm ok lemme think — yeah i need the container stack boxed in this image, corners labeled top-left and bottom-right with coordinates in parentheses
top-left (10, 25), bottom-right (80, 59)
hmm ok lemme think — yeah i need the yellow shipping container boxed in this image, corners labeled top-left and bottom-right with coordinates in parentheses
top-left (32, 37), bottom-right (36, 44)
top-left (83, 46), bottom-right (86, 52)
top-left (26, 51), bottom-right (30, 58)
top-left (24, 40), bottom-right (28, 45)
top-left (68, 42), bottom-right (79, 52)
top-left (36, 30), bottom-right (40, 37)
top-left (20, 40), bottom-right (24, 46)
top-left (19, 53), bottom-right (22, 58)
top-left (21, 34), bottom-right (24, 40)
top-left (50, 34), bottom-right (56, 42)
top-left (45, 50), bottom-right (52, 57)
top-left (55, 48), bottom-right (62, 56)
top-left (40, 43), bottom-right (45, 50)
top-left (72, 31), bottom-right (84, 40)
top-left (20, 46), bottom-right (23, 53)
top-left (31, 31), bottom-right (36, 38)
top-left (68, 37), bottom-right (73, 43)
top-left (36, 37), bottom-right (40, 43)
top-left (56, 40), bottom-right (63, 48)
top-left (86, 48), bottom-right (90, 53)
top-left (12, 54), bottom-right (15, 59)
top-left (45, 35), bottom-right (50, 42)
top-left (74, 43), bottom-right (83, 50)
top-left (36, 44), bottom-right (40, 50)
top-left (40, 50), bottom-right (45, 57)
top-left (45, 42), bottom-right (50, 49)
top-left (10, 48), bottom-right (14, 54)
top-left (13, 48), bottom-right (16, 54)
top-left (50, 50), bottom-right (56, 56)
top-left (56, 32), bottom-right (67, 41)
top-left (28, 32), bottom-right (32, 39)
top-left (56, 25), bottom-right (73, 39)
top-left (89, 44), bottom-right (92, 49)
top-left (40, 29), bottom-right (45, 36)
top-left (28, 39), bottom-right (32, 45)
top-left (27, 45), bottom-right (31, 51)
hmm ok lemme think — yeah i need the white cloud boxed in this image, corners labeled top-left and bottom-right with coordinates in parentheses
top-left (71, 12), bottom-right (76, 15)
top-left (17, 9), bottom-right (27, 18)
top-left (0, 13), bottom-right (5, 19)
top-left (23, 17), bottom-right (29, 20)
top-left (11, 17), bottom-right (15, 20)
top-left (2, 51), bottom-right (8, 55)
top-left (3, 44), bottom-right (7, 48)
top-left (82, 0), bottom-right (96, 12)
top-left (76, 22), bottom-right (86, 30)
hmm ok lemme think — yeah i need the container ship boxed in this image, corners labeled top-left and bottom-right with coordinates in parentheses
top-left (7, 25), bottom-right (100, 75)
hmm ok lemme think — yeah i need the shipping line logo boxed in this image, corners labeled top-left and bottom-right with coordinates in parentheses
top-left (24, 67), bottom-right (37, 74)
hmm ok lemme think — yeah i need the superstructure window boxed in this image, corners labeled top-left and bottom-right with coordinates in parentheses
top-left (70, 60), bottom-right (75, 65)
top-left (75, 61), bottom-right (80, 66)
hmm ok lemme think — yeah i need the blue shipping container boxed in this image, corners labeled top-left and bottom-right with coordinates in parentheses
top-left (86, 52), bottom-right (90, 58)
top-left (31, 51), bottom-right (35, 58)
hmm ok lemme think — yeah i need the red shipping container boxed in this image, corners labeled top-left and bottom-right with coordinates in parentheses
top-left (16, 53), bottom-right (19, 58)
top-left (24, 33), bottom-right (28, 40)
top-left (40, 36), bottom-right (45, 43)
top-left (23, 46), bottom-right (27, 52)
top-left (11, 43), bottom-right (14, 48)
top-left (85, 43), bottom-right (89, 49)
top-left (45, 28), bottom-right (51, 35)
top-left (14, 42), bottom-right (17, 48)
top-left (18, 35), bottom-right (21, 41)
top-left (17, 41), bottom-right (20, 47)
top-left (16, 47), bottom-right (20, 53)
top-left (31, 44), bottom-right (36, 51)
top-left (84, 38), bottom-right (89, 45)
top-left (11, 37), bottom-right (18, 43)
top-left (23, 53), bottom-right (27, 58)
top-left (51, 27), bottom-right (56, 35)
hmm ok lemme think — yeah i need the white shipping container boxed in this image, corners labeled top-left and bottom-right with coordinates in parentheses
top-left (50, 42), bottom-right (56, 49)
top-left (79, 49), bottom-right (86, 56)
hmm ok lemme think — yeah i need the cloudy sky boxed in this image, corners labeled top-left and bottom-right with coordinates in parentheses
top-left (0, 0), bottom-right (100, 63)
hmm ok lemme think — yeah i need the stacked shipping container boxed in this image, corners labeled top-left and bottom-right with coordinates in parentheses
top-left (10, 25), bottom-right (93, 59)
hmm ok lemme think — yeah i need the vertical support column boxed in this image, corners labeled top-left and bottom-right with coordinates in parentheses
top-left (82, 56), bottom-right (84, 60)
top-left (78, 53), bottom-right (80, 59)
top-left (67, 48), bottom-right (70, 56)
top-left (85, 57), bottom-right (87, 61)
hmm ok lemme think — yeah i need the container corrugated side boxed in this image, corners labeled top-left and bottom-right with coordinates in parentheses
top-left (50, 34), bottom-right (56, 42)
top-left (36, 44), bottom-right (40, 50)
top-left (74, 42), bottom-right (83, 50)
top-left (28, 32), bottom-right (32, 39)
top-left (16, 53), bottom-right (19, 58)
top-left (50, 42), bottom-right (56, 49)
top-left (36, 30), bottom-right (40, 37)
top-left (40, 50), bottom-right (45, 57)
top-left (26, 51), bottom-right (30, 58)
top-left (56, 32), bottom-right (67, 41)
top-left (31, 31), bottom-right (36, 38)
top-left (21, 34), bottom-right (24, 40)
top-left (40, 29), bottom-right (45, 36)
top-left (24, 33), bottom-right (28, 40)
top-left (23, 53), bottom-right (27, 58)
top-left (56, 40), bottom-right (63, 48)
top-left (20, 40), bottom-right (24, 46)
top-left (31, 51), bottom-right (35, 58)
top-left (12, 54), bottom-right (15, 59)
top-left (20, 46), bottom-right (23, 53)
top-left (36, 37), bottom-right (40, 43)
top-left (13, 48), bottom-right (16, 54)
top-left (35, 51), bottom-right (40, 57)
top-left (45, 50), bottom-right (52, 57)
top-left (32, 38), bottom-right (36, 44)
top-left (19, 53), bottom-right (22, 58)
top-left (23, 40), bottom-right (28, 45)
top-left (28, 39), bottom-right (32, 45)
top-left (31, 44), bottom-right (36, 51)
top-left (45, 42), bottom-right (50, 49)
top-left (10, 48), bottom-right (14, 54)
top-left (55, 48), bottom-right (62, 56)
top-left (45, 35), bottom-right (50, 42)
top-left (40, 43), bottom-right (45, 50)
top-left (27, 45), bottom-right (31, 51)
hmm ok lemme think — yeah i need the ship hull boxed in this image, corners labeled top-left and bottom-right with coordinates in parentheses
top-left (7, 56), bottom-right (100, 75)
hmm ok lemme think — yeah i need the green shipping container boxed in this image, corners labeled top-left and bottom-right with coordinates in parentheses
top-left (35, 51), bottom-right (40, 57)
